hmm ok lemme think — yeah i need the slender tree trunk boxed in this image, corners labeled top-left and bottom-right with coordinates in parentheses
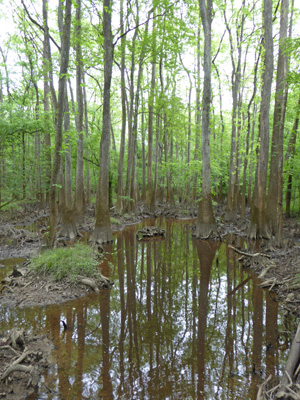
top-left (91, 0), bottom-right (113, 244)
top-left (146, 11), bottom-right (156, 212)
top-left (42, 0), bottom-right (52, 203)
top-left (74, 0), bottom-right (85, 220)
top-left (49, 0), bottom-right (72, 247)
top-left (249, 0), bottom-right (273, 239)
top-left (116, 0), bottom-right (126, 213)
top-left (285, 95), bottom-right (300, 217)
top-left (266, 0), bottom-right (289, 236)
top-left (224, 3), bottom-right (245, 220)
top-left (124, 6), bottom-right (138, 212)
top-left (193, 25), bottom-right (201, 203)
top-left (56, 1), bottom-right (78, 239)
top-left (83, 75), bottom-right (91, 206)
top-left (196, 0), bottom-right (216, 238)
top-left (212, 62), bottom-right (225, 203)
top-left (141, 101), bottom-right (146, 201)
top-left (241, 50), bottom-right (260, 217)
top-left (248, 103), bottom-right (257, 206)
top-left (59, 86), bottom-right (79, 239)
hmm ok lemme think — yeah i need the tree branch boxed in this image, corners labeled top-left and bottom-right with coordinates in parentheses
top-left (21, 0), bottom-right (61, 51)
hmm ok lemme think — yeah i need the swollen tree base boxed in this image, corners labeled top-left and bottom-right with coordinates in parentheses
top-left (248, 206), bottom-right (272, 240)
top-left (58, 222), bottom-right (79, 240)
top-left (90, 225), bottom-right (113, 244)
top-left (195, 196), bottom-right (217, 239)
top-left (58, 208), bottom-right (79, 240)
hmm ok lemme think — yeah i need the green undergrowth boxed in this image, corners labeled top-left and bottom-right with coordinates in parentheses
top-left (29, 243), bottom-right (100, 282)
top-left (110, 216), bottom-right (121, 225)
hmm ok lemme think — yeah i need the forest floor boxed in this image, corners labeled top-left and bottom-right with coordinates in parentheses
top-left (1, 202), bottom-right (300, 399)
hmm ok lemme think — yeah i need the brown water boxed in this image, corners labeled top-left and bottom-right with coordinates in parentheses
top-left (0, 218), bottom-right (293, 399)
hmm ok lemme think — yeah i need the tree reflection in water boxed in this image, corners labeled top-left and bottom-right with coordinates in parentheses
top-left (0, 218), bottom-right (293, 399)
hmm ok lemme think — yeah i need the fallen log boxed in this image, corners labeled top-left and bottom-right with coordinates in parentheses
top-left (78, 278), bottom-right (100, 294)
top-left (281, 321), bottom-right (300, 387)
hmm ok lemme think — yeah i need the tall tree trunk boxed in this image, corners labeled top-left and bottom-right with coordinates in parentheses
top-left (141, 100), bottom-right (146, 201)
top-left (241, 50), bottom-right (260, 217)
top-left (248, 0), bottom-right (273, 239)
top-left (224, 2), bottom-right (245, 220)
top-left (193, 25), bottom-right (201, 203)
top-left (82, 75), bottom-right (91, 206)
top-left (285, 95), bottom-right (300, 217)
top-left (212, 61), bottom-right (225, 203)
top-left (124, 6), bottom-right (138, 212)
top-left (42, 0), bottom-right (52, 203)
top-left (196, 0), bottom-right (216, 238)
top-left (57, 0), bottom-right (78, 239)
top-left (116, 0), bottom-right (126, 213)
top-left (146, 11), bottom-right (156, 212)
top-left (74, 0), bottom-right (85, 220)
top-left (91, 0), bottom-right (113, 244)
top-left (266, 0), bottom-right (289, 236)
top-left (49, 0), bottom-right (72, 246)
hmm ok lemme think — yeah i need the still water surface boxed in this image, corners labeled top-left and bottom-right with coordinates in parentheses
top-left (0, 218), bottom-right (293, 399)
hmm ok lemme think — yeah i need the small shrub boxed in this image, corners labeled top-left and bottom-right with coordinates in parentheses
top-left (29, 243), bottom-right (100, 282)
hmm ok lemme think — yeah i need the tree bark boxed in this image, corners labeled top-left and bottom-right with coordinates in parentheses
top-left (49, 0), bottom-right (72, 247)
top-left (146, 10), bottom-right (156, 212)
top-left (196, 0), bottom-right (216, 238)
top-left (285, 95), bottom-right (300, 217)
top-left (241, 49), bottom-right (260, 217)
top-left (193, 26), bottom-right (201, 203)
top-left (42, 0), bottom-right (52, 203)
top-left (248, 0), bottom-right (273, 239)
top-left (224, 2), bottom-right (245, 220)
top-left (83, 74), bottom-right (91, 206)
top-left (56, 1), bottom-right (78, 240)
top-left (266, 0), bottom-right (289, 236)
top-left (91, 0), bottom-right (113, 244)
top-left (74, 0), bottom-right (85, 220)
top-left (116, 0), bottom-right (126, 214)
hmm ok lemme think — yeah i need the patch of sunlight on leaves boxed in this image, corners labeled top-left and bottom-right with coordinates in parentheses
top-left (29, 243), bottom-right (100, 282)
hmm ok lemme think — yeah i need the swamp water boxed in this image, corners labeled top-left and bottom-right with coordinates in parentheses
top-left (0, 218), bottom-right (294, 399)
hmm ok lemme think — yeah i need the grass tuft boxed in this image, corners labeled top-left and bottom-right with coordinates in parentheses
top-left (110, 216), bottom-right (121, 225)
top-left (29, 243), bottom-right (100, 282)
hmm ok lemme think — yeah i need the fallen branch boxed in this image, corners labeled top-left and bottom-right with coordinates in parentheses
top-left (1, 364), bottom-right (33, 381)
top-left (258, 265), bottom-right (274, 279)
top-left (259, 278), bottom-right (276, 288)
top-left (256, 374), bottom-right (272, 400)
top-left (0, 345), bottom-right (20, 356)
top-left (11, 349), bottom-right (31, 366)
top-left (286, 386), bottom-right (300, 400)
top-left (0, 285), bottom-right (14, 293)
top-left (228, 244), bottom-right (271, 258)
top-left (287, 284), bottom-right (300, 291)
top-left (78, 278), bottom-right (100, 294)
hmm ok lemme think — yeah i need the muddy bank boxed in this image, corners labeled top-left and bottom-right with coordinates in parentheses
top-left (0, 263), bottom-right (113, 308)
top-left (0, 329), bottom-right (53, 400)
top-left (0, 202), bottom-right (197, 260)
top-left (1, 202), bottom-right (300, 313)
